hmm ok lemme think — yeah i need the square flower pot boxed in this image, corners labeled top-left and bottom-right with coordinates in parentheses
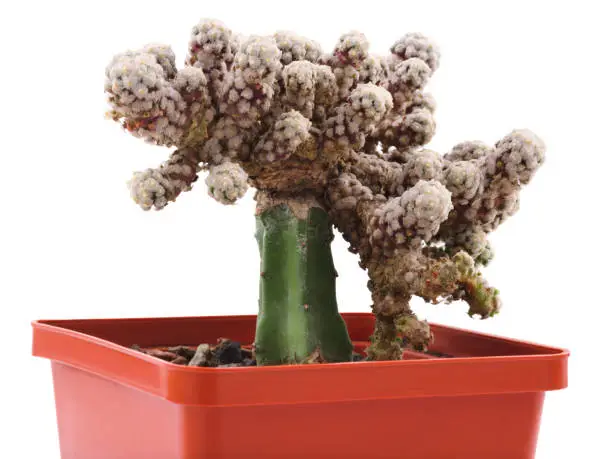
top-left (32, 313), bottom-right (568, 459)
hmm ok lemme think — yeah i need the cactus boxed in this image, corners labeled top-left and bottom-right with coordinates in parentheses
top-left (106, 19), bottom-right (545, 364)
top-left (255, 200), bottom-right (352, 365)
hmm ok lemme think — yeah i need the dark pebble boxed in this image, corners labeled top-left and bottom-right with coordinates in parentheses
top-left (168, 346), bottom-right (196, 359)
top-left (240, 348), bottom-right (253, 359)
top-left (146, 349), bottom-right (178, 361)
top-left (242, 358), bottom-right (257, 367)
top-left (214, 339), bottom-right (243, 364)
top-left (352, 353), bottom-right (365, 362)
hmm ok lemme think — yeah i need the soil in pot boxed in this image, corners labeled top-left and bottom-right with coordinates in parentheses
top-left (132, 338), bottom-right (451, 367)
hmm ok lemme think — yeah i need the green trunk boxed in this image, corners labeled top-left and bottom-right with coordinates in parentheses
top-left (254, 203), bottom-right (353, 365)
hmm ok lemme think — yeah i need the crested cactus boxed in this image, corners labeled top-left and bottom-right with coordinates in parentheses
top-left (106, 18), bottom-right (545, 365)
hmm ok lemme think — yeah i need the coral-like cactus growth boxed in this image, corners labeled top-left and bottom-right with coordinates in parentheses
top-left (106, 19), bottom-right (545, 365)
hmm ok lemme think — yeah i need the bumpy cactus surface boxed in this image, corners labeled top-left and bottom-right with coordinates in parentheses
top-left (106, 18), bottom-right (545, 364)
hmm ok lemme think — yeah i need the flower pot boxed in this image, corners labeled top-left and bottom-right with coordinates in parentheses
top-left (32, 313), bottom-right (567, 459)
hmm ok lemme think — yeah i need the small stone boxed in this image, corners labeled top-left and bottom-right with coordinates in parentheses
top-left (351, 352), bottom-right (365, 362)
top-left (146, 349), bottom-right (179, 361)
top-left (302, 348), bottom-right (326, 364)
top-left (188, 344), bottom-right (219, 367)
top-left (214, 339), bottom-right (243, 364)
top-left (242, 358), bottom-right (257, 367)
top-left (167, 346), bottom-right (196, 359)
top-left (171, 356), bottom-right (188, 365)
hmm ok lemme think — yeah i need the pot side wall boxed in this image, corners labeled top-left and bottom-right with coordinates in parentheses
top-left (52, 361), bottom-right (545, 459)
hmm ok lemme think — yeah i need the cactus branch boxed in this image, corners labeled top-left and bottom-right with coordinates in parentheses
top-left (129, 147), bottom-right (200, 210)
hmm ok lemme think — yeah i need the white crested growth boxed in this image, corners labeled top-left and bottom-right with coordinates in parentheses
top-left (321, 31), bottom-right (371, 100)
top-left (447, 227), bottom-right (488, 258)
top-left (390, 32), bottom-right (440, 72)
top-left (205, 162), bottom-right (249, 205)
top-left (348, 83), bottom-right (393, 124)
top-left (273, 30), bottom-right (322, 65)
top-left (254, 110), bottom-right (312, 163)
top-left (359, 55), bottom-right (390, 86)
top-left (446, 140), bottom-right (492, 162)
top-left (187, 19), bottom-right (238, 71)
top-left (219, 36), bottom-right (281, 128)
top-left (186, 19), bottom-right (238, 94)
top-left (282, 61), bottom-right (317, 119)
top-left (369, 180), bottom-right (453, 250)
top-left (234, 35), bottom-right (282, 83)
top-left (141, 44), bottom-right (177, 79)
top-left (393, 149), bottom-right (444, 193)
top-left (201, 116), bottom-right (253, 164)
top-left (443, 160), bottom-right (484, 205)
top-left (389, 58), bottom-right (432, 106)
top-left (105, 51), bottom-right (187, 146)
top-left (323, 83), bottom-right (393, 151)
top-left (463, 175), bottom-right (521, 231)
top-left (378, 108), bottom-right (436, 149)
top-left (172, 67), bottom-right (215, 123)
top-left (312, 65), bottom-right (339, 123)
top-left (334, 31), bottom-right (370, 64)
top-left (488, 129), bottom-right (546, 184)
top-left (128, 148), bottom-right (200, 210)
top-left (129, 169), bottom-right (174, 211)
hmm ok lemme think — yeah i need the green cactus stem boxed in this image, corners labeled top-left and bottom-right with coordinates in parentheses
top-left (254, 198), bottom-right (353, 365)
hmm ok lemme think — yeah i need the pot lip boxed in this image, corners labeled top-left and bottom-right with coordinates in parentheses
top-left (32, 313), bottom-right (569, 406)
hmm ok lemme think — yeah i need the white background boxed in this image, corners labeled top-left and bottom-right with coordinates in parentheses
top-left (1, 0), bottom-right (611, 457)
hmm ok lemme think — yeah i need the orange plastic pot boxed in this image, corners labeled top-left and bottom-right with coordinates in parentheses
top-left (32, 313), bottom-right (568, 459)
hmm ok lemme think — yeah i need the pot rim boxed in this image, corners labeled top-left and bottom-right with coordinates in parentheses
top-left (32, 313), bottom-right (569, 406)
